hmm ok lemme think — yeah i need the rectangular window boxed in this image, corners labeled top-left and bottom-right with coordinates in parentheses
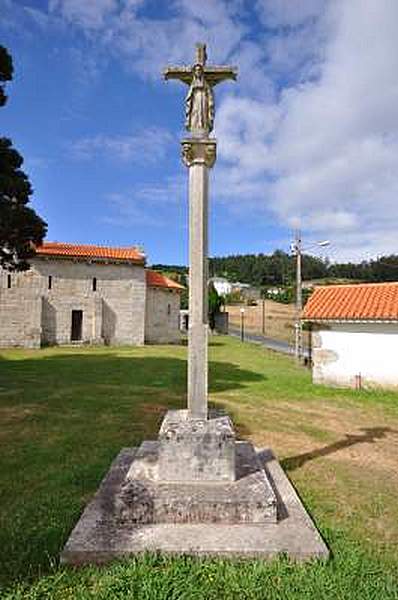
top-left (167, 303), bottom-right (171, 316)
top-left (7, 274), bottom-right (11, 289)
top-left (48, 275), bottom-right (52, 290)
top-left (92, 277), bottom-right (97, 292)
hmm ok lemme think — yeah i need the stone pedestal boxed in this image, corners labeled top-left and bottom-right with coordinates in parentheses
top-left (158, 410), bottom-right (235, 482)
top-left (117, 438), bottom-right (277, 527)
top-left (120, 410), bottom-right (276, 525)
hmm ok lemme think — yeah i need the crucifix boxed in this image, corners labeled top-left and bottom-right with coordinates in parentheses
top-left (164, 44), bottom-right (237, 419)
top-left (164, 43), bottom-right (237, 137)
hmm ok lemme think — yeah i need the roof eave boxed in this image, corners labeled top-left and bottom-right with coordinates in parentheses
top-left (148, 284), bottom-right (184, 292)
top-left (302, 317), bottom-right (398, 324)
top-left (34, 253), bottom-right (145, 266)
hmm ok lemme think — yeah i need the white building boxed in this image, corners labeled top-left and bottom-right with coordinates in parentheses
top-left (210, 277), bottom-right (232, 297)
top-left (303, 283), bottom-right (398, 389)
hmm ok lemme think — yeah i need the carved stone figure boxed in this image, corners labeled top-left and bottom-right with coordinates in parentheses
top-left (185, 65), bottom-right (214, 134)
top-left (164, 43), bottom-right (237, 138)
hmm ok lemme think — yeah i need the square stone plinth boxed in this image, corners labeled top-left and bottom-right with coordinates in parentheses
top-left (119, 441), bottom-right (277, 525)
top-left (61, 445), bottom-right (329, 564)
top-left (157, 410), bottom-right (235, 482)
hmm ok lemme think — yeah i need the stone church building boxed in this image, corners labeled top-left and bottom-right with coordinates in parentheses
top-left (0, 242), bottom-right (183, 348)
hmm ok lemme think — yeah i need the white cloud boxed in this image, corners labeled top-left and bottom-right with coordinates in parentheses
top-left (256, 0), bottom-right (329, 28)
top-left (49, 0), bottom-right (118, 29)
top-left (49, 0), bottom-right (246, 79)
top-left (265, 22), bottom-right (327, 83)
top-left (70, 127), bottom-right (173, 163)
top-left (215, 0), bottom-right (398, 260)
top-left (23, 6), bottom-right (51, 28)
top-left (102, 192), bottom-right (160, 228)
top-left (229, 41), bottom-right (274, 100)
top-left (103, 176), bottom-right (185, 228)
top-left (133, 177), bottom-right (185, 204)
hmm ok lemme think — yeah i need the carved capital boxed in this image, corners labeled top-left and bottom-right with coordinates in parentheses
top-left (181, 138), bottom-right (217, 168)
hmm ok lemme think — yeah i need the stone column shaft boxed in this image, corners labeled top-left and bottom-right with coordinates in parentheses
top-left (182, 138), bottom-right (216, 420)
top-left (188, 161), bottom-right (208, 418)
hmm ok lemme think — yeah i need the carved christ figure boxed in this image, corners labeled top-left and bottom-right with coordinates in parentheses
top-left (163, 43), bottom-right (237, 138)
top-left (185, 65), bottom-right (214, 134)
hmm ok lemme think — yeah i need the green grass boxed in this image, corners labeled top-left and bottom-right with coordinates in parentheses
top-left (1, 338), bottom-right (398, 599)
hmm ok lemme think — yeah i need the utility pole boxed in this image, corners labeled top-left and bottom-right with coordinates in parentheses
top-left (290, 236), bottom-right (330, 363)
top-left (292, 230), bottom-right (302, 361)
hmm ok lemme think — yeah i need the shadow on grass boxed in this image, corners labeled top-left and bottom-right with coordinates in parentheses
top-left (0, 352), bottom-right (264, 393)
top-left (0, 352), bottom-right (266, 443)
top-left (281, 427), bottom-right (397, 472)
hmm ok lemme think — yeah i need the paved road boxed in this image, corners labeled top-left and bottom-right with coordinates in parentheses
top-left (229, 327), bottom-right (309, 358)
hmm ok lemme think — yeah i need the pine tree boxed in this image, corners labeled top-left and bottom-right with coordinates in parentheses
top-left (0, 46), bottom-right (47, 271)
top-left (0, 46), bottom-right (13, 107)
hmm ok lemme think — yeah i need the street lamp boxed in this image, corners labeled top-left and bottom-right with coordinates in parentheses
top-left (240, 307), bottom-right (245, 342)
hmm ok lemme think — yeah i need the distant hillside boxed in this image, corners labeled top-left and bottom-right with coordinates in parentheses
top-left (209, 251), bottom-right (398, 288)
top-left (151, 264), bottom-right (188, 275)
top-left (151, 252), bottom-right (398, 290)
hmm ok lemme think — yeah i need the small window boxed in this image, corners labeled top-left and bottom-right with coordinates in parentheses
top-left (48, 276), bottom-right (52, 290)
top-left (92, 277), bottom-right (97, 292)
top-left (7, 274), bottom-right (11, 289)
top-left (167, 303), bottom-right (171, 316)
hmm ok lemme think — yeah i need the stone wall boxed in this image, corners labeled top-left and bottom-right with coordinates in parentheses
top-left (0, 258), bottom-right (146, 347)
top-left (145, 287), bottom-right (181, 344)
top-left (0, 287), bottom-right (42, 348)
top-left (312, 322), bottom-right (398, 388)
top-left (41, 294), bottom-right (103, 346)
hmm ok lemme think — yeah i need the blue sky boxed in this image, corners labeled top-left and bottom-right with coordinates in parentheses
top-left (1, 0), bottom-right (398, 265)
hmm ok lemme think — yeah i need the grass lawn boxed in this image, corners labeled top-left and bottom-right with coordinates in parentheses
top-left (1, 336), bottom-right (398, 599)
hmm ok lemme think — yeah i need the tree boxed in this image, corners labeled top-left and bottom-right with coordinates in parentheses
top-left (0, 46), bottom-right (13, 107)
top-left (208, 282), bottom-right (224, 330)
top-left (0, 46), bottom-right (47, 271)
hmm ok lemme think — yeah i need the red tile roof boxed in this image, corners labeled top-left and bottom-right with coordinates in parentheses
top-left (35, 242), bottom-right (145, 264)
top-left (146, 270), bottom-right (185, 291)
top-left (303, 282), bottom-right (398, 321)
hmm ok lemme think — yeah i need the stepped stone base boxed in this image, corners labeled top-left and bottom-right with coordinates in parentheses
top-left (118, 441), bottom-right (277, 524)
top-left (61, 446), bottom-right (329, 563)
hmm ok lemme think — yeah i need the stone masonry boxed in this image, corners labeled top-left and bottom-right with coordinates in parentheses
top-left (145, 287), bottom-right (181, 344)
top-left (0, 246), bottom-right (182, 348)
top-left (0, 287), bottom-right (42, 348)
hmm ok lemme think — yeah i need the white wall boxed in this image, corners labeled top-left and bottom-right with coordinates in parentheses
top-left (312, 322), bottom-right (398, 388)
top-left (212, 279), bottom-right (232, 296)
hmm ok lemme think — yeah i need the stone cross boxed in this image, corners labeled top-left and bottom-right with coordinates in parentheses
top-left (164, 43), bottom-right (237, 137)
top-left (164, 44), bottom-right (237, 419)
